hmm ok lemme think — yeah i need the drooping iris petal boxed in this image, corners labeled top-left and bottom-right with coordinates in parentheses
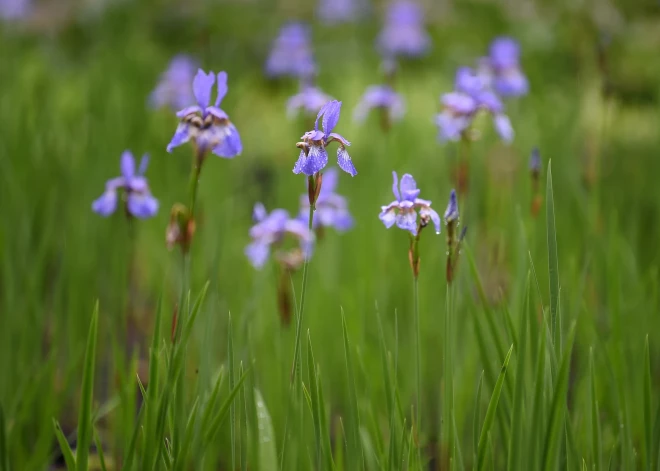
top-left (127, 192), bottom-right (159, 219)
top-left (167, 122), bottom-right (193, 152)
top-left (245, 241), bottom-right (271, 269)
top-left (379, 202), bottom-right (399, 228)
top-left (420, 206), bottom-right (441, 233)
top-left (337, 147), bottom-right (357, 176)
top-left (293, 149), bottom-right (307, 175)
top-left (92, 190), bottom-right (118, 216)
top-left (302, 145), bottom-right (329, 176)
top-left (213, 123), bottom-right (243, 158)
top-left (395, 203), bottom-right (417, 234)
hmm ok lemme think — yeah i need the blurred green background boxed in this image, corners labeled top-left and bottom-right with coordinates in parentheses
top-left (2, 0), bottom-right (660, 469)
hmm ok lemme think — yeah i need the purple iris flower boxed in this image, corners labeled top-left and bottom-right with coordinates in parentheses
top-left (92, 151), bottom-right (159, 219)
top-left (245, 203), bottom-right (315, 269)
top-left (149, 55), bottom-right (197, 111)
top-left (167, 69), bottom-right (242, 158)
top-left (294, 100), bottom-right (357, 177)
top-left (265, 23), bottom-right (316, 79)
top-left (377, 1), bottom-right (430, 58)
top-left (444, 189), bottom-right (459, 223)
top-left (316, 0), bottom-right (365, 24)
top-left (379, 171), bottom-right (441, 235)
top-left (436, 67), bottom-right (513, 143)
top-left (299, 168), bottom-right (353, 231)
top-left (287, 82), bottom-right (333, 117)
top-left (353, 84), bottom-right (405, 123)
top-left (478, 37), bottom-right (529, 97)
top-left (0, 0), bottom-right (30, 20)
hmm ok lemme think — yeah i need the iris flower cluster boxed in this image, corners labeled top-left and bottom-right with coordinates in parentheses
top-left (436, 37), bottom-right (528, 144)
top-left (354, 56), bottom-right (405, 130)
top-left (377, 1), bottom-right (430, 58)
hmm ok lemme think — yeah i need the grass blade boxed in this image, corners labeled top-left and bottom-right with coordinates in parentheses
top-left (255, 389), bottom-right (277, 471)
top-left (477, 345), bottom-right (513, 471)
top-left (122, 402), bottom-right (145, 471)
top-left (52, 419), bottom-right (76, 471)
top-left (93, 428), bottom-right (108, 471)
top-left (546, 160), bottom-right (560, 349)
top-left (542, 323), bottom-right (576, 471)
top-left (341, 310), bottom-right (364, 469)
top-left (307, 331), bottom-right (323, 469)
top-left (0, 402), bottom-right (9, 471)
top-left (473, 371), bottom-right (484, 460)
top-left (229, 312), bottom-right (236, 471)
top-left (590, 348), bottom-right (602, 471)
top-left (645, 336), bottom-right (653, 471)
top-left (204, 368), bottom-right (250, 441)
top-left (173, 397), bottom-right (199, 471)
top-left (76, 303), bottom-right (99, 471)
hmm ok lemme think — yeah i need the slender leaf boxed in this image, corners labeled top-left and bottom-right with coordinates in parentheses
top-left (546, 160), bottom-right (560, 348)
top-left (76, 304), bottom-right (99, 471)
top-left (93, 428), bottom-right (108, 471)
top-left (590, 348), bottom-right (603, 471)
top-left (477, 345), bottom-right (513, 471)
top-left (341, 310), bottom-right (364, 469)
top-left (307, 331), bottom-right (324, 469)
top-left (172, 397), bottom-right (199, 471)
top-left (542, 323), bottom-right (576, 471)
top-left (0, 402), bottom-right (9, 471)
top-left (204, 368), bottom-right (250, 441)
top-left (473, 371), bottom-right (484, 460)
top-left (255, 389), bottom-right (277, 471)
top-left (52, 419), bottom-right (76, 471)
top-left (229, 312), bottom-right (236, 471)
top-left (645, 336), bottom-right (653, 471)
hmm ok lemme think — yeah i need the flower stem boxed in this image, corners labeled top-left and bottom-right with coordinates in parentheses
top-left (443, 283), bottom-right (454, 462)
top-left (413, 274), bottom-right (421, 448)
top-left (188, 147), bottom-right (205, 217)
top-left (289, 193), bottom-right (314, 383)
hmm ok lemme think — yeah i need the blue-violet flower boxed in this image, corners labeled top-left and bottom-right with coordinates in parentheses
top-left (287, 81), bottom-right (333, 117)
top-left (294, 100), bottom-right (357, 176)
top-left (377, 1), bottom-right (430, 58)
top-left (353, 84), bottom-right (405, 123)
top-left (245, 203), bottom-right (315, 269)
top-left (149, 55), bottom-right (197, 111)
top-left (478, 36), bottom-right (529, 97)
top-left (92, 151), bottom-right (159, 219)
top-left (167, 69), bottom-right (242, 158)
top-left (379, 171), bottom-right (440, 235)
top-left (265, 22), bottom-right (316, 79)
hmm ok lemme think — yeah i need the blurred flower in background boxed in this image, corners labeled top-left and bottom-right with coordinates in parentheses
top-left (0, 0), bottom-right (30, 20)
top-left (478, 36), bottom-right (529, 97)
top-left (379, 171), bottom-right (440, 235)
top-left (167, 70), bottom-right (242, 158)
top-left (316, 0), bottom-right (367, 24)
top-left (294, 100), bottom-right (357, 176)
top-left (265, 22), bottom-right (316, 79)
top-left (287, 79), bottom-right (333, 118)
top-left (353, 84), bottom-right (405, 124)
top-left (92, 151), bottom-right (159, 219)
top-left (377, 1), bottom-right (430, 58)
top-left (149, 55), bottom-right (197, 111)
top-left (245, 203), bottom-right (315, 269)
top-left (436, 67), bottom-right (513, 143)
top-left (298, 168), bottom-right (354, 232)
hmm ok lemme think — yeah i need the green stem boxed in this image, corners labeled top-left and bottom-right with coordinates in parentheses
top-left (188, 147), bottom-right (205, 217)
top-left (444, 283), bottom-right (454, 461)
top-left (290, 199), bottom-right (314, 383)
top-left (413, 275), bottom-right (421, 448)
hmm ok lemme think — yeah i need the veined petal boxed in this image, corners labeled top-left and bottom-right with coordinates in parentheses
top-left (293, 149), bottom-right (307, 174)
top-left (213, 123), bottom-right (242, 158)
top-left (176, 105), bottom-right (202, 118)
top-left (328, 132), bottom-right (350, 146)
top-left (193, 69), bottom-right (215, 109)
top-left (395, 207), bottom-right (417, 234)
top-left (120, 150), bottom-right (135, 179)
top-left (337, 146), bottom-right (357, 176)
top-left (301, 144), bottom-right (328, 176)
top-left (167, 122), bottom-right (194, 152)
top-left (321, 100), bottom-right (342, 137)
top-left (92, 190), bottom-right (118, 216)
top-left (127, 192), bottom-right (159, 218)
top-left (420, 206), bottom-right (441, 234)
top-left (391, 171), bottom-right (400, 201)
top-left (379, 204), bottom-right (397, 229)
top-left (215, 71), bottom-right (228, 106)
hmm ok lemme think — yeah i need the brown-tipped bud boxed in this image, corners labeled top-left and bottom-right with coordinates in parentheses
top-left (166, 203), bottom-right (196, 253)
top-left (313, 172), bottom-right (323, 205)
top-left (531, 194), bottom-right (543, 218)
top-left (408, 246), bottom-right (420, 280)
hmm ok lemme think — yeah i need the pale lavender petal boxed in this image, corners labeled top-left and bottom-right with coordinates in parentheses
top-left (391, 171), bottom-right (401, 201)
top-left (379, 204), bottom-right (398, 228)
top-left (494, 114), bottom-right (514, 143)
top-left (213, 123), bottom-right (242, 158)
top-left (420, 206), bottom-right (441, 233)
top-left (126, 176), bottom-right (148, 193)
top-left (293, 149), bottom-right (307, 174)
top-left (138, 154), bottom-right (149, 175)
top-left (328, 132), bottom-right (350, 146)
top-left (206, 106), bottom-right (229, 120)
top-left (455, 67), bottom-right (483, 95)
top-left (215, 71), bottom-right (228, 106)
top-left (92, 190), bottom-right (118, 216)
top-left (245, 241), bottom-right (270, 268)
top-left (193, 69), bottom-right (215, 109)
top-left (332, 210), bottom-right (354, 231)
top-left (436, 112), bottom-right (471, 142)
top-left (253, 202), bottom-right (267, 222)
top-left (441, 92), bottom-right (477, 114)
top-left (321, 100), bottom-right (342, 136)
top-left (494, 69), bottom-right (529, 97)
top-left (176, 105), bottom-right (202, 118)
top-left (337, 147), bottom-right (357, 176)
top-left (167, 122), bottom-right (194, 152)
top-left (399, 173), bottom-right (417, 196)
top-left (127, 192), bottom-right (159, 218)
top-left (395, 205), bottom-right (417, 234)
top-left (120, 150), bottom-right (135, 179)
top-left (105, 177), bottom-right (125, 192)
top-left (477, 90), bottom-right (503, 114)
